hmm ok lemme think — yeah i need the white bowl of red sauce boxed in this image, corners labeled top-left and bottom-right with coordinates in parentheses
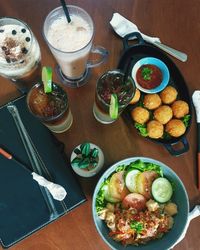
top-left (132, 57), bottom-right (170, 93)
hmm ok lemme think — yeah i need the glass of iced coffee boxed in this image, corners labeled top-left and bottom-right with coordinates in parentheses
top-left (27, 82), bottom-right (73, 133)
top-left (0, 17), bottom-right (41, 93)
top-left (93, 70), bottom-right (135, 124)
top-left (43, 5), bottom-right (108, 88)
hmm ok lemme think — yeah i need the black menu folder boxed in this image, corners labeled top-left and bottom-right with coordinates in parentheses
top-left (0, 95), bottom-right (86, 248)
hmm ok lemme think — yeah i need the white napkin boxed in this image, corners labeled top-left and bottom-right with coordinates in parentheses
top-left (110, 13), bottom-right (160, 43)
top-left (192, 91), bottom-right (200, 123)
top-left (32, 172), bottom-right (67, 201)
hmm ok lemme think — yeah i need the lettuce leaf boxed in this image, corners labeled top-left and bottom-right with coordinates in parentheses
top-left (182, 114), bottom-right (191, 127)
top-left (115, 164), bottom-right (127, 172)
top-left (95, 179), bottom-right (109, 213)
top-left (127, 160), bottom-right (163, 177)
top-left (134, 123), bottom-right (148, 137)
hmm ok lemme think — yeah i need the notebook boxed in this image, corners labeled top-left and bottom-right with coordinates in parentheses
top-left (0, 95), bottom-right (86, 248)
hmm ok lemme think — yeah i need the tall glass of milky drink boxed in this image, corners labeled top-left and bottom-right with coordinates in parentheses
top-left (93, 70), bottom-right (135, 124)
top-left (0, 17), bottom-right (41, 93)
top-left (26, 82), bottom-right (73, 133)
top-left (43, 5), bottom-right (108, 88)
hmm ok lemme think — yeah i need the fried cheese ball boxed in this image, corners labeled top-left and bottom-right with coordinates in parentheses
top-left (147, 120), bottom-right (164, 139)
top-left (160, 86), bottom-right (178, 104)
top-left (171, 100), bottom-right (189, 118)
top-left (129, 88), bottom-right (141, 104)
top-left (143, 94), bottom-right (162, 110)
top-left (154, 105), bottom-right (173, 124)
top-left (165, 119), bottom-right (186, 137)
top-left (131, 107), bottom-right (150, 124)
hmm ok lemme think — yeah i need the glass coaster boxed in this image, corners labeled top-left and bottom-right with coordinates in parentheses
top-left (56, 65), bottom-right (91, 88)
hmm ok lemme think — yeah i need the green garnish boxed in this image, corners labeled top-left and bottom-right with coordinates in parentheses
top-left (115, 164), bottom-right (127, 172)
top-left (42, 66), bottom-right (52, 93)
top-left (96, 179), bottom-right (110, 213)
top-left (182, 114), bottom-right (191, 127)
top-left (141, 67), bottom-right (153, 80)
top-left (109, 94), bottom-right (119, 119)
top-left (130, 221), bottom-right (144, 234)
top-left (134, 123), bottom-right (148, 137)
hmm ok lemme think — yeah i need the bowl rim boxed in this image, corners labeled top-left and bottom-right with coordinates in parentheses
top-left (92, 156), bottom-right (189, 250)
top-left (131, 57), bottom-right (170, 93)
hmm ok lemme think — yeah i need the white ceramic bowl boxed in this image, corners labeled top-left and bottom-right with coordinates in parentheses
top-left (132, 57), bottom-right (170, 93)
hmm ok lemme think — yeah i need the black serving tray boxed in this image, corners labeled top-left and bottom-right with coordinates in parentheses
top-left (118, 32), bottom-right (192, 156)
top-left (0, 95), bottom-right (86, 248)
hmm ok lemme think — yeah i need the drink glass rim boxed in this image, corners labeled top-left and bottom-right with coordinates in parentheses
top-left (42, 5), bottom-right (95, 54)
top-left (0, 16), bottom-right (34, 64)
top-left (26, 82), bottom-right (69, 122)
top-left (96, 69), bottom-right (135, 109)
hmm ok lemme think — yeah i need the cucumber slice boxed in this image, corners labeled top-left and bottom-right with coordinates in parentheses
top-left (102, 184), bottom-right (120, 203)
top-left (151, 177), bottom-right (173, 203)
top-left (125, 169), bottom-right (141, 192)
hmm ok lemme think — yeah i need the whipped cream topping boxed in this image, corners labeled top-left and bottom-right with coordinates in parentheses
top-left (0, 24), bottom-right (31, 63)
top-left (47, 15), bottom-right (92, 52)
top-left (0, 23), bottom-right (40, 78)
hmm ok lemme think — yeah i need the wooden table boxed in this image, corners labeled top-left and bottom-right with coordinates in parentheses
top-left (0, 0), bottom-right (200, 249)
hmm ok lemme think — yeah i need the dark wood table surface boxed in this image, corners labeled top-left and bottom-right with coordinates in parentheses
top-left (0, 0), bottom-right (200, 249)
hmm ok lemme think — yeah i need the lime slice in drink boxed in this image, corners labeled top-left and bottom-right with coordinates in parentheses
top-left (42, 66), bottom-right (52, 93)
top-left (109, 94), bottom-right (118, 119)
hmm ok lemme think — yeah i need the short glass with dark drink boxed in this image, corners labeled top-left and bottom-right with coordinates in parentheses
top-left (93, 69), bottom-right (135, 124)
top-left (0, 17), bottom-right (41, 93)
top-left (27, 82), bottom-right (73, 133)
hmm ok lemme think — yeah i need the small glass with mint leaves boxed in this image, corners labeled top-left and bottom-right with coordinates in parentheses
top-left (93, 69), bottom-right (135, 124)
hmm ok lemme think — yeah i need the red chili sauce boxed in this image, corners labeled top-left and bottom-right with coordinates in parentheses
top-left (136, 64), bottom-right (162, 89)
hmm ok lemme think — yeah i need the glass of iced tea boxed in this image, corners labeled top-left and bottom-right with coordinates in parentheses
top-left (26, 82), bottom-right (73, 133)
top-left (93, 69), bottom-right (135, 124)
top-left (0, 17), bottom-right (41, 93)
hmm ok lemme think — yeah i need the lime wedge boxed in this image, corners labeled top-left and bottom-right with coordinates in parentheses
top-left (42, 66), bottom-right (52, 93)
top-left (109, 94), bottom-right (118, 119)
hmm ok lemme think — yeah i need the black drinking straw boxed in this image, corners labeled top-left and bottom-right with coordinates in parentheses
top-left (60, 0), bottom-right (71, 23)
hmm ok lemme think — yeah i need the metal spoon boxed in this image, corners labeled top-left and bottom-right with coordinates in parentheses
top-left (110, 13), bottom-right (188, 62)
top-left (152, 41), bottom-right (187, 62)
